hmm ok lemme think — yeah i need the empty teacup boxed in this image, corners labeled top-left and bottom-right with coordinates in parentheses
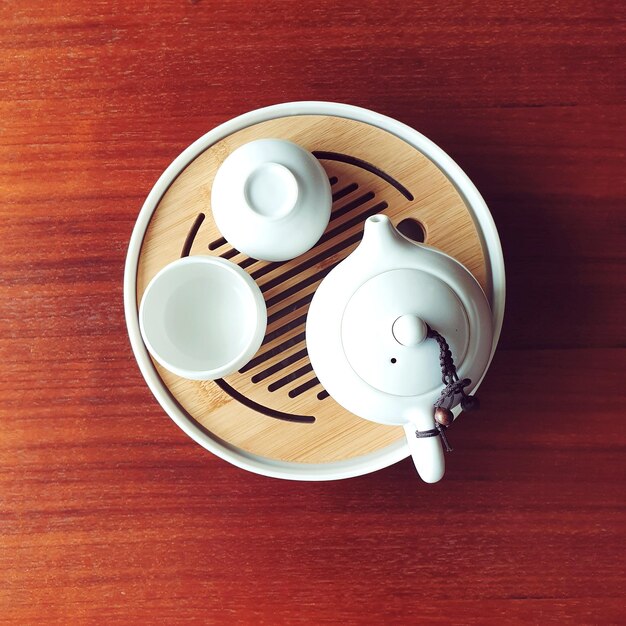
top-left (139, 256), bottom-right (267, 380)
top-left (211, 139), bottom-right (332, 262)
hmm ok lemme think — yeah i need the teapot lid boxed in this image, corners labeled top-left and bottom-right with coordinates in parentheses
top-left (341, 268), bottom-right (469, 397)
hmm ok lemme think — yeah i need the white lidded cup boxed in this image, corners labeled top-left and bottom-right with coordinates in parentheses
top-left (139, 256), bottom-right (267, 380)
top-left (211, 139), bottom-right (332, 262)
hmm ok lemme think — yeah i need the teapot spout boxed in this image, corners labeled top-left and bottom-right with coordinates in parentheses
top-left (360, 214), bottom-right (407, 256)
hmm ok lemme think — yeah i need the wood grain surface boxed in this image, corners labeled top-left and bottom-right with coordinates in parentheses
top-left (1, 1), bottom-right (624, 623)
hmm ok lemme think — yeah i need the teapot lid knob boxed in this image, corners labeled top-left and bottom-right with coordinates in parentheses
top-left (392, 315), bottom-right (427, 346)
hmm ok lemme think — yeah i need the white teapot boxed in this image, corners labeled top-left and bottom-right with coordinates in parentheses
top-left (306, 215), bottom-right (493, 483)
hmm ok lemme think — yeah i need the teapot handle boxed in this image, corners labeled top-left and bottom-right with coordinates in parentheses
top-left (402, 409), bottom-right (445, 483)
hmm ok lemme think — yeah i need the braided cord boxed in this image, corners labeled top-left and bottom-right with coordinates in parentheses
top-left (413, 325), bottom-right (479, 453)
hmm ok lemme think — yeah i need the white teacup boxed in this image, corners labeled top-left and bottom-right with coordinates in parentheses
top-left (211, 139), bottom-right (332, 262)
top-left (139, 256), bottom-right (266, 380)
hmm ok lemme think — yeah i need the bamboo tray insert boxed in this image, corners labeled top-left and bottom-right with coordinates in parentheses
top-left (136, 115), bottom-right (488, 464)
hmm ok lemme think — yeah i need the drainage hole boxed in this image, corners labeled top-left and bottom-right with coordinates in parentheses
top-left (397, 218), bottom-right (426, 243)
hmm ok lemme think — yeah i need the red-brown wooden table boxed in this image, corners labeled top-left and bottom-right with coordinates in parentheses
top-left (1, 1), bottom-right (624, 623)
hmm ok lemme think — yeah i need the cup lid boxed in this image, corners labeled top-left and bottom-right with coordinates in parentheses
top-left (211, 139), bottom-right (332, 262)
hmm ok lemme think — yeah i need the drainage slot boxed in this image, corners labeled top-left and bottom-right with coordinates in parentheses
top-left (267, 293), bottom-right (315, 326)
top-left (318, 201), bottom-right (388, 248)
top-left (220, 247), bottom-right (239, 260)
top-left (261, 231), bottom-right (362, 294)
top-left (181, 213), bottom-right (205, 257)
top-left (268, 363), bottom-right (314, 392)
top-left (239, 331), bottom-right (306, 373)
top-left (262, 313), bottom-right (308, 346)
top-left (239, 257), bottom-right (258, 269)
top-left (213, 378), bottom-right (315, 424)
top-left (330, 191), bottom-right (375, 223)
top-left (313, 151), bottom-right (414, 201)
top-left (332, 182), bottom-right (358, 203)
top-left (264, 254), bottom-right (344, 309)
top-left (208, 236), bottom-right (227, 251)
top-left (251, 348), bottom-right (309, 383)
top-left (288, 377), bottom-right (321, 398)
top-left (251, 260), bottom-right (286, 281)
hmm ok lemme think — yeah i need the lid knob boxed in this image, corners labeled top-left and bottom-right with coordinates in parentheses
top-left (243, 162), bottom-right (299, 219)
top-left (392, 314), bottom-right (427, 347)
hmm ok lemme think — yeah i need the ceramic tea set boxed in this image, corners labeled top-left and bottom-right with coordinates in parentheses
top-left (138, 135), bottom-right (495, 484)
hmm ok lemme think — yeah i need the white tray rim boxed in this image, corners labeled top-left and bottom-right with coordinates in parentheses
top-left (123, 101), bottom-right (506, 481)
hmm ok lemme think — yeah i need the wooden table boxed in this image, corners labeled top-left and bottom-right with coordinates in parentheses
top-left (1, 1), bottom-right (624, 623)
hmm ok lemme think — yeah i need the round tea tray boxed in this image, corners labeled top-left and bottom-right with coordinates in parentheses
top-left (124, 102), bottom-right (505, 480)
